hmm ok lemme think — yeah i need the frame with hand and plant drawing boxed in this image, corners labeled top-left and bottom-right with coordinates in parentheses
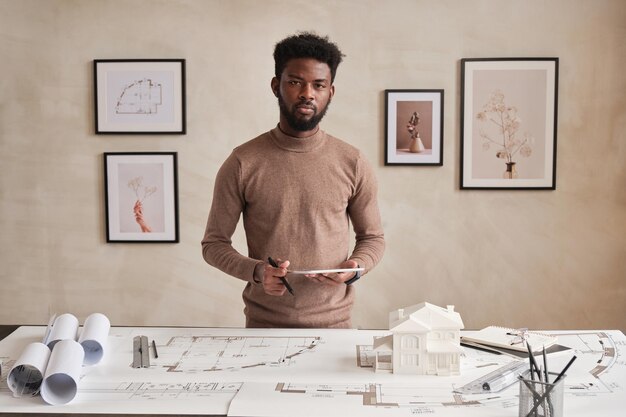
top-left (104, 152), bottom-right (179, 243)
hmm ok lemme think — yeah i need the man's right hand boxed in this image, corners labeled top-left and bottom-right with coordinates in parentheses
top-left (255, 259), bottom-right (290, 296)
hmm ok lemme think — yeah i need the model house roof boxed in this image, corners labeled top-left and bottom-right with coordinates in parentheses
top-left (372, 334), bottom-right (393, 352)
top-left (389, 302), bottom-right (464, 332)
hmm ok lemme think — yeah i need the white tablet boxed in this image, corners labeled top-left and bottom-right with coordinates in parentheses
top-left (288, 267), bottom-right (364, 275)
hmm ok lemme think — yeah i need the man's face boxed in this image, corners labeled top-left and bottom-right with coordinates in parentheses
top-left (272, 58), bottom-right (335, 136)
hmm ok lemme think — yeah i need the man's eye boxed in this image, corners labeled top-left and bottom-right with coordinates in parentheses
top-left (289, 81), bottom-right (300, 86)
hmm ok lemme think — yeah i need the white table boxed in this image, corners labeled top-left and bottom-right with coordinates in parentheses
top-left (0, 326), bottom-right (624, 416)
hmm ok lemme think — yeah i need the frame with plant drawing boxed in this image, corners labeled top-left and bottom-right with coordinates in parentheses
top-left (104, 152), bottom-right (179, 242)
top-left (460, 58), bottom-right (558, 189)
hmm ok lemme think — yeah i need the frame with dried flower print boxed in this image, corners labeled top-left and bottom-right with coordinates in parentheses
top-left (385, 89), bottom-right (444, 166)
top-left (104, 152), bottom-right (179, 243)
top-left (460, 58), bottom-right (558, 189)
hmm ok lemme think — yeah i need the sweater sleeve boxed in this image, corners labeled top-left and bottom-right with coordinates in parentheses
top-left (201, 152), bottom-right (260, 282)
top-left (347, 152), bottom-right (385, 273)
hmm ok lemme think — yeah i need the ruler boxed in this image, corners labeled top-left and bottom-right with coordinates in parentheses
top-left (132, 335), bottom-right (150, 368)
top-left (455, 360), bottom-right (528, 394)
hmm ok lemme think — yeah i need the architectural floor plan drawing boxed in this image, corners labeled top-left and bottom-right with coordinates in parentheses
top-left (115, 78), bottom-right (162, 114)
top-left (161, 335), bottom-right (321, 373)
top-left (0, 327), bottom-right (624, 416)
top-left (227, 331), bottom-right (626, 417)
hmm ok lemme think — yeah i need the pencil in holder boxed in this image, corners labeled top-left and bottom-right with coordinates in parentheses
top-left (518, 371), bottom-right (565, 417)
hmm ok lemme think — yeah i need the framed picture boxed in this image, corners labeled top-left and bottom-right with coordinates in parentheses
top-left (94, 59), bottom-right (186, 134)
top-left (104, 152), bottom-right (179, 243)
top-left (385, 89), bottom-right (444, 166)
top-left (460, 58), bottom-right (558, 189)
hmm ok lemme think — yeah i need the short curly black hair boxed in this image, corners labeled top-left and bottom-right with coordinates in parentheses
top-left (273, 32), bottom-right (345, 83)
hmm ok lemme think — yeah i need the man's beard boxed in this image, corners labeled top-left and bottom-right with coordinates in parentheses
top-left (277, 91), bottom-right (331, 133)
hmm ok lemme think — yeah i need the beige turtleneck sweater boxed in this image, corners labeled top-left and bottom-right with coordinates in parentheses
top-left (201, 126), bottom-right (385, 328)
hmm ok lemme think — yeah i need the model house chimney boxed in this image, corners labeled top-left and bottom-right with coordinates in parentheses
top-left (447, 305), bottom-right (455, 312)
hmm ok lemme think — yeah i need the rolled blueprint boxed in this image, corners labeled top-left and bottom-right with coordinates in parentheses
top-left (78, 312), bottom-right (110, 365)
top-left (41, 339), bottom-right (84, 405)
top-left (46, 313), bottom-right (79, 349)
top-left (7, 342), bottom-right (51, 397)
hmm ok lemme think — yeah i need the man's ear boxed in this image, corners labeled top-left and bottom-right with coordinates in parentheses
top-left (270, 77), bottom-right (279, 97)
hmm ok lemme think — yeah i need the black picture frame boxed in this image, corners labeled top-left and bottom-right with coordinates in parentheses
top-left (94, 59), bottom-right (186, 134)
top-left (104, 152), bottom-right (179, 243)
top-left (385, 89), bottom-right (444, 166)
top-left (460, 58), bottom-right (558, 189)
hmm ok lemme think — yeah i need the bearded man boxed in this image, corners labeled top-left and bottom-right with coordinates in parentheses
top-left (201, 32), bottom-right (385, 328)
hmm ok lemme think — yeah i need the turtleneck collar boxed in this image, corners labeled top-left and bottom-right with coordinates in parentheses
top-left (269, 125), bottom-right (327, 152)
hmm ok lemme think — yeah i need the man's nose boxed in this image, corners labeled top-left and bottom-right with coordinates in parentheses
top-left (299, 83), bottom-right (314, 101)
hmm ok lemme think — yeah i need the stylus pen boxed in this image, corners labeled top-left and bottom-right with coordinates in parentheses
top-left (152, 339), bottom-right (158, 358)
top-left (268, 257), bottom-right (295, 296)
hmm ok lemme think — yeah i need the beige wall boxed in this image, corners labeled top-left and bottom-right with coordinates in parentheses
top-left (1, 0), bottom-right (624, 331)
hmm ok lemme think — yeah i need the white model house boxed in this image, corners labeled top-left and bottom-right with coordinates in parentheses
top-left (372, 302), bottom-right (464, 376)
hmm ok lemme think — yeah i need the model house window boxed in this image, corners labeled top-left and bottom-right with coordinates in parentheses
top-left (401, 335), bottom-right (419, 349)
top-left (401, 353), bottom-right (419, 366)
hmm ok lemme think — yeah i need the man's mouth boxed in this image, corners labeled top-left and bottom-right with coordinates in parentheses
top-left (295, 103), bottom-right (315, 115)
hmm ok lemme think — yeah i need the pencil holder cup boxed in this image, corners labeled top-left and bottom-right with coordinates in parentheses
top-left (518, 372), bottom-right (565, 417)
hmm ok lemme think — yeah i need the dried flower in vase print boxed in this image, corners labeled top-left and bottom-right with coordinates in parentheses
top-left (128, 176), bottom-right (157, 233)
top-left (476, 90), bottom-right (534, 179)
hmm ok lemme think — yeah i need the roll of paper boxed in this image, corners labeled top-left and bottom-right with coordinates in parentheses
top-left (46, 313), bottom-right (79, 349)
top-left (41, 339), bottom-right (84, 405)
top-left (7, 342), bottom-right (51, 397)
top-left (78, 312), bottom-right (110, 365)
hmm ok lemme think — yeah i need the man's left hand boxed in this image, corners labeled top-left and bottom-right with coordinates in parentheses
top-left (306, 259), bottom-right (359, 286)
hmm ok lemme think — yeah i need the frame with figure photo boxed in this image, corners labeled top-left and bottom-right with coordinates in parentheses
top-left (94, 59), bottom-right (186, 134)
top-left (460, 58), bottom-right (558, 189)
top-left (104, 152), bottom-right (179, 243)
top-left (385, 89), bottom-right (444, 166)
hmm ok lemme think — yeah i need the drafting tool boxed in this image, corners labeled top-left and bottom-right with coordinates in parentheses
top-left (454, 360), bottom-right (528, 394)
top-left (42, 314), bottom-right (57, 345)
top-left (132, 335), bottom-right (150, 368)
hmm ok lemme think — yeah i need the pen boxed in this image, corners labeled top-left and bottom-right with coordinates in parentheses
top-left (152, 339), bottom-right (158, 358)
top-left (542, 346), bottom-right (549, 382)
top-left (268, 257), bottom-right (294, 296)
top-left (553, 355), bottom-right (577, 384)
